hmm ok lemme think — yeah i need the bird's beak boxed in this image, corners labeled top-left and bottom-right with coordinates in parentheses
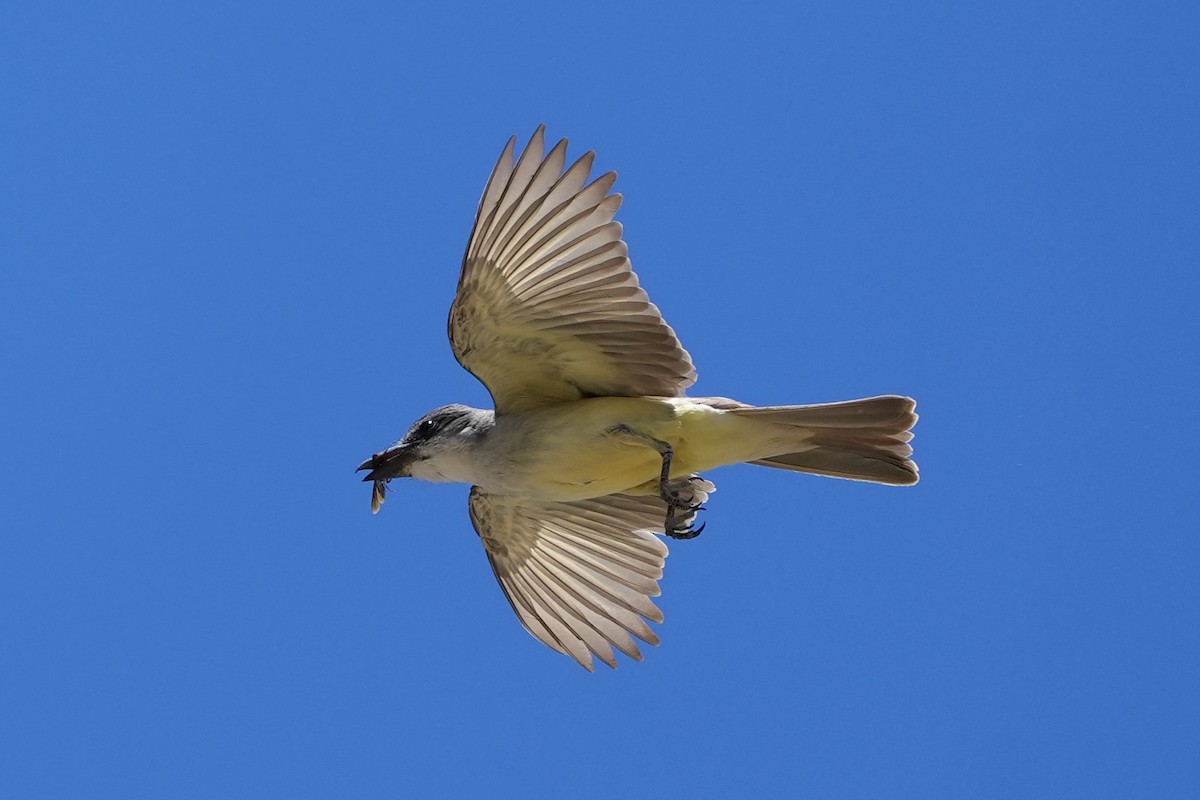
top-left (356, 444), bottom-right (416, 482)
top-left (357, 444), bottom-right (415, 514)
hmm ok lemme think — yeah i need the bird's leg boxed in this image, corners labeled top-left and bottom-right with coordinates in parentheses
top-left (607, 424), bottom-right (683, 504)
top-left (607, 424), bottom-right (706, 539)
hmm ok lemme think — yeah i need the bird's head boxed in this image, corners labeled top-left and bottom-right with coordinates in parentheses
top-left (356, 404), bottom-right (488, 513)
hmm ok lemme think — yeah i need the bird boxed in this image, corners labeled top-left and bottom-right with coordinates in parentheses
top-left (357, 126), bottom-right (918, 671)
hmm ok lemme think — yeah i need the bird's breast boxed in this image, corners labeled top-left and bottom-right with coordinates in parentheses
top-left (474, 396), bottom-right (749, 501)
top-left (465, 397), bottom-right (662, 500)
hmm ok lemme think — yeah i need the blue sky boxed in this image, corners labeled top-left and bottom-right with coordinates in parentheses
top-left (4, 1), bottom-right (1197, 797)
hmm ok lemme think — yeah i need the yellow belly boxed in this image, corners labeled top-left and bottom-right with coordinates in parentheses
top-left (495, 396), bottom-right (776, 501)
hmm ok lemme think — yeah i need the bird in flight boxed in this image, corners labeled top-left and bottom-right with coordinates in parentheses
top-left (358, 126), bottom-right (918, 670)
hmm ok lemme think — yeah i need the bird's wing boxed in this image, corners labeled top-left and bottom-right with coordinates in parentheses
top-left (468, 486), bottom-right (670, 671)
top-left (449, 126), bottom-right (696, 415)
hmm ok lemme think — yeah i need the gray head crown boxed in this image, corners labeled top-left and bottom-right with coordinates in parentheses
top-left (402, 404), bottom-right (489, 447)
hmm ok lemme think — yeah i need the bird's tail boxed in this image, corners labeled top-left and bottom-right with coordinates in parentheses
top-left (728, 395), bottom-right (919, 485)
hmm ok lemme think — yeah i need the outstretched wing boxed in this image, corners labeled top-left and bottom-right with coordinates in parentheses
top-left (468, 487), bottom-right (671, 671)
top-left (449, 126), bottom-right (696, 415)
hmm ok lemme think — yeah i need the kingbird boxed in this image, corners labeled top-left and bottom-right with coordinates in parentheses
top-left (358, 126), bottom-right (918, 670)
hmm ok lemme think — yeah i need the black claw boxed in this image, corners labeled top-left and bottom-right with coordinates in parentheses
top-left (664, 504), bottom-right (707, 539)
top-left (666, 521), bottom-right (705, 540)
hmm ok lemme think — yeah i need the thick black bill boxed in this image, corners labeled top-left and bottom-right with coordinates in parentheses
top-left (356, 446), bottom-right (411, 482)
top-left (357, 452), bottom-right (390, 513)
top-left (357, 446), bottom-right (413, 513)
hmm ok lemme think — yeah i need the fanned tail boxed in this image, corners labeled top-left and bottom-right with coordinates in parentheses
top-left (730, 395), bottom-right (919, 485)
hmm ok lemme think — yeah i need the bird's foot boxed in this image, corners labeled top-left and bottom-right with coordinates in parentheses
top-left (665, 507), bottom-right (706, 539)
top-left (604, 423), bottom-right (716, 540)
top-left (661, 475), bottom-right (716, 539)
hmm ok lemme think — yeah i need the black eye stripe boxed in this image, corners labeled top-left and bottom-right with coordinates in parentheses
top-left (416, 415), bottom-right (448, 436)
top-left (410, 406), bottom-right (472, 440)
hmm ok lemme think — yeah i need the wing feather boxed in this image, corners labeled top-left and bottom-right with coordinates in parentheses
top-left (518, 563), bottom-right (618, 669)
top-left (469, 137), bottom-right (517, 262)
top-left (477, 128), bottom-right (547, 260)
top-left (450, 127), bottom-right (696, 414)
top-left (506, 569), bottom-right (593, 667)
top-left (523, 559), bottom-right (645, 662)
top-left (468, 487), bottom-right (671, 670)
top-left (492, 572), bottom-right (568, 657)
top-left (500, 187), bottom-right (620, 285)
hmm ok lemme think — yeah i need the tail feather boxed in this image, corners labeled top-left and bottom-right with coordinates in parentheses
top-left (728, 395), bottom-right (919, 486)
